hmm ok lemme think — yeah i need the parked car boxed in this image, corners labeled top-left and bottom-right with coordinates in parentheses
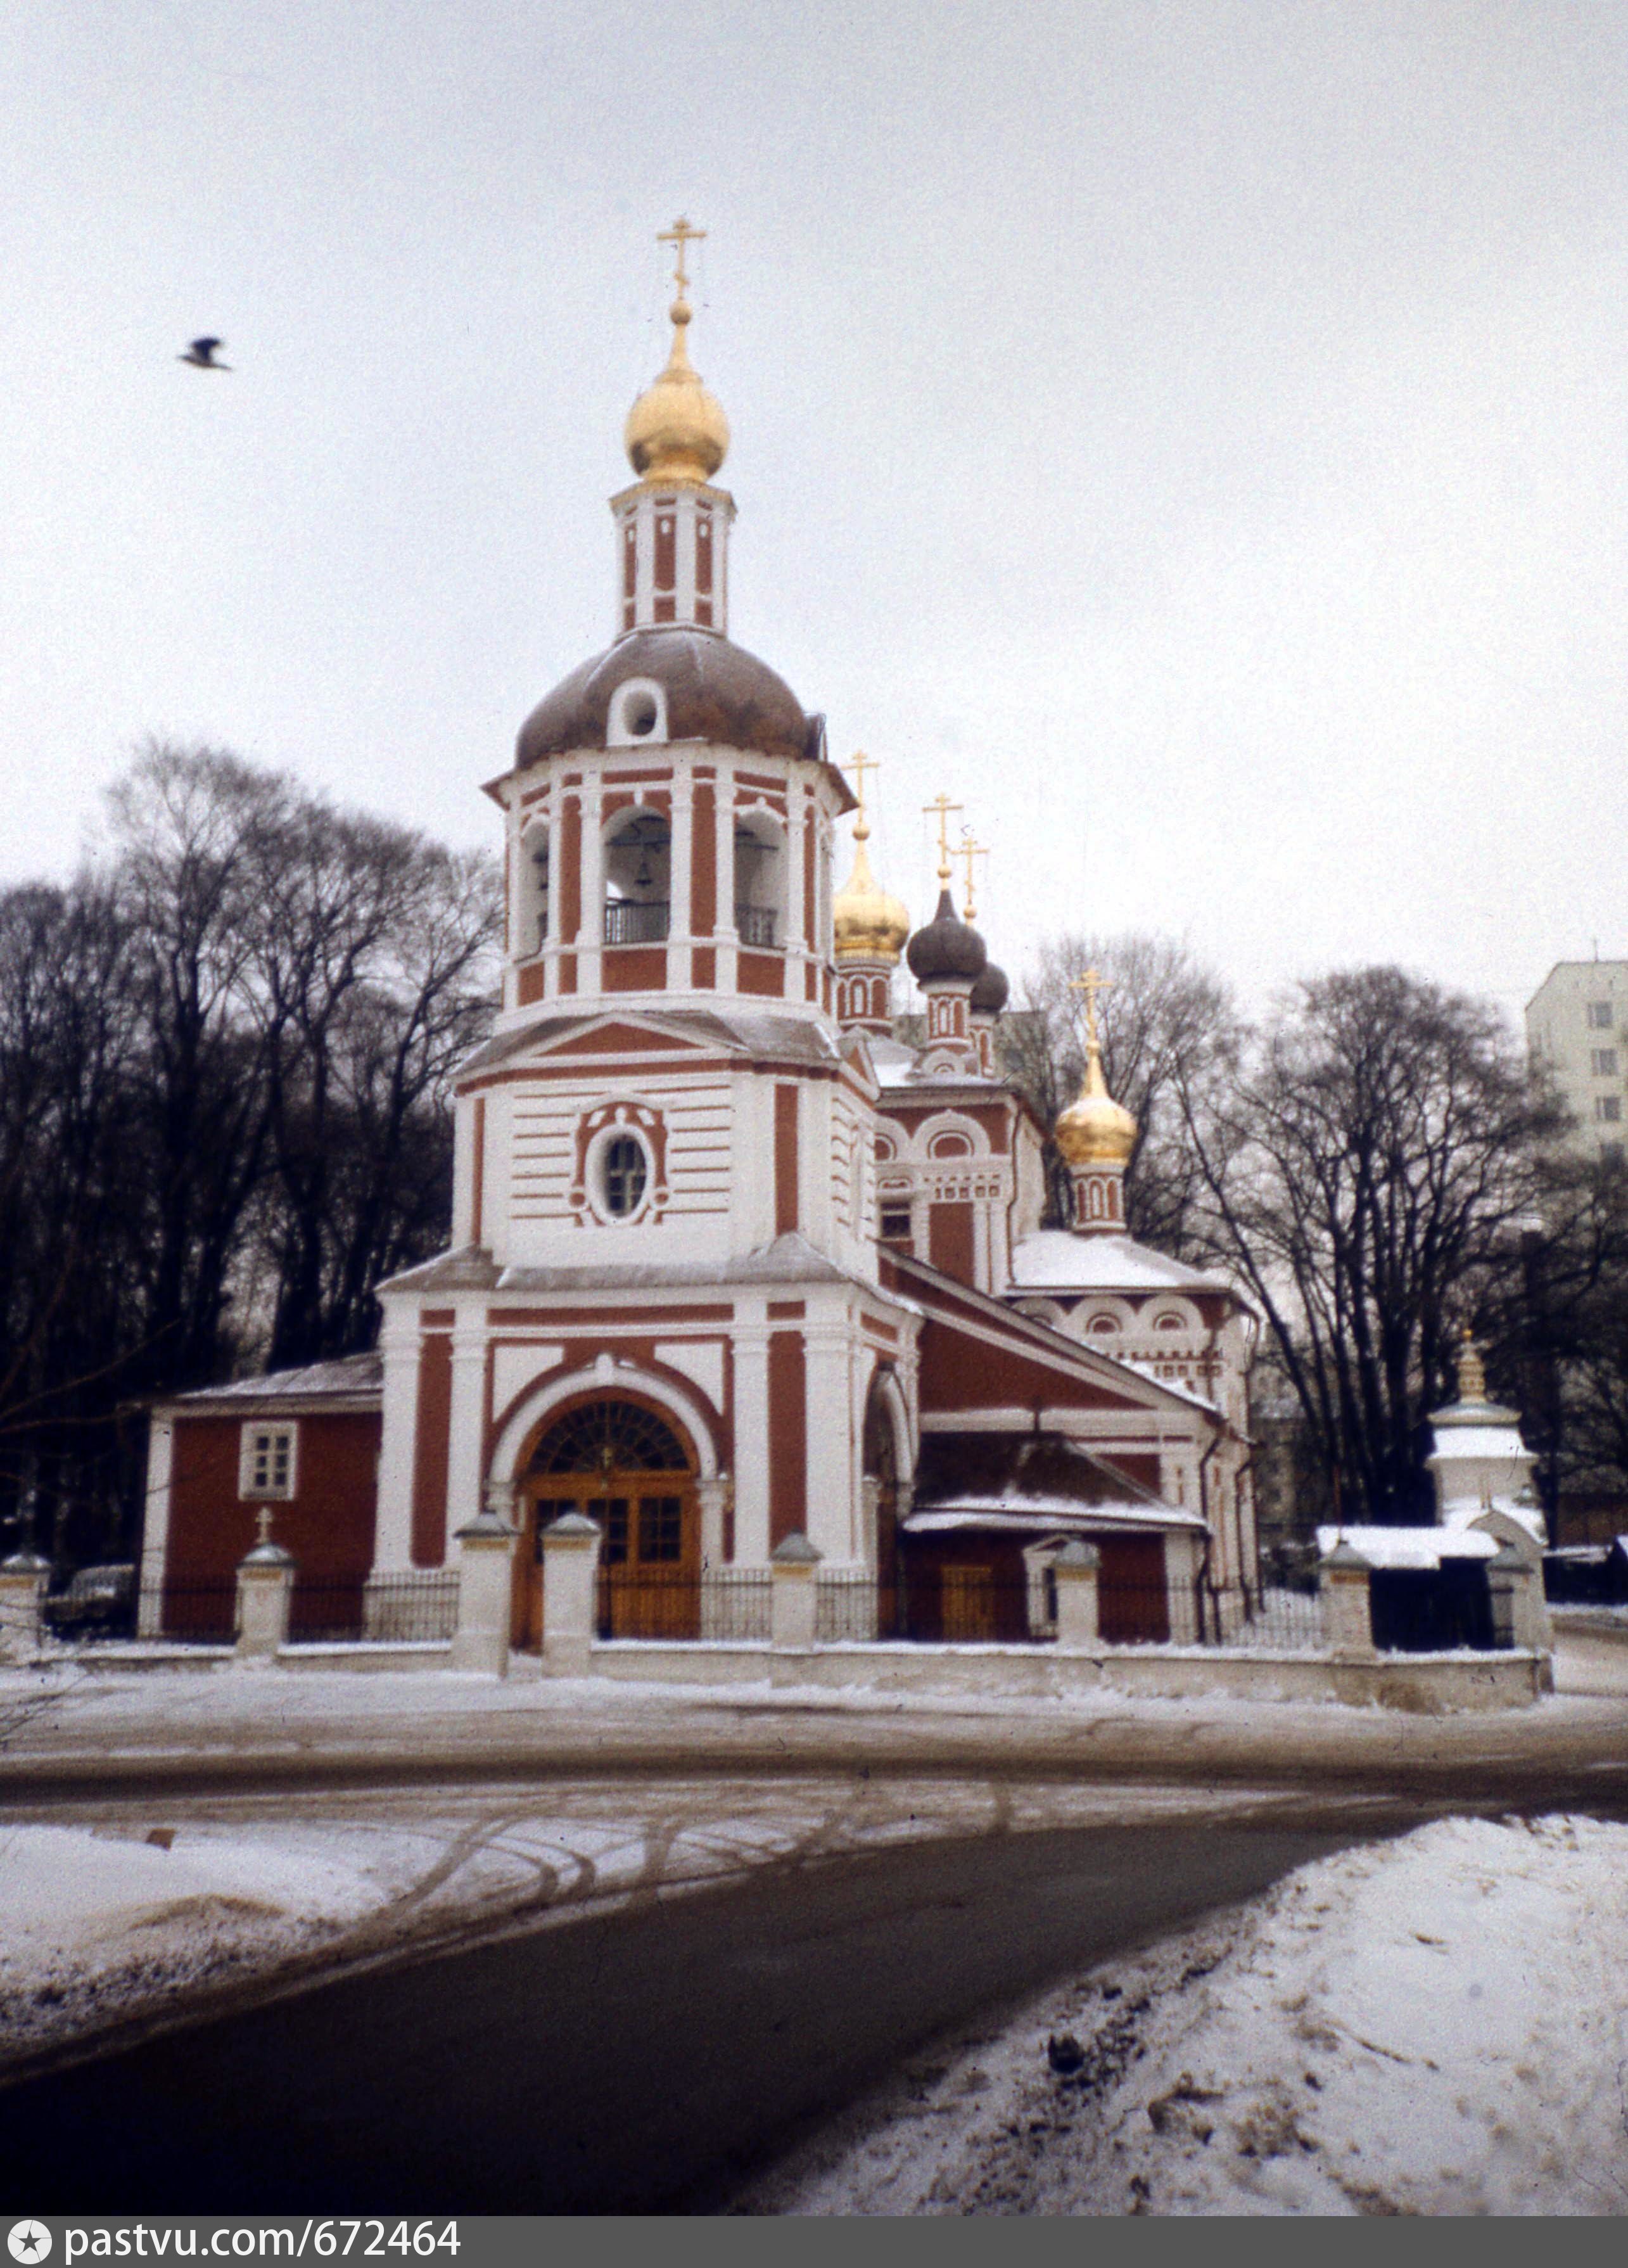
top-left (42, 1563), bottom-right (136, 1638)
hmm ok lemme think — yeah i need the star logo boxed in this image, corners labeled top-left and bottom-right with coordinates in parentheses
top-left (8, 2226), bottom-right (51, 2264)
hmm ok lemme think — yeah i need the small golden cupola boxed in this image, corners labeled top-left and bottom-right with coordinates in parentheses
top-left (1055, 969), bottom-right (1138, 1233)
top-left (611, 220), bottom-right (737, 641)
top-left (623, 219), bottom-right (731, 486)
top-left (832, 753), bottom-right (910, 1037)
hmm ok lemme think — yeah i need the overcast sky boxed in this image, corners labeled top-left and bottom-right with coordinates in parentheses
top-left (4, 1), bottom-right (1624, 1020)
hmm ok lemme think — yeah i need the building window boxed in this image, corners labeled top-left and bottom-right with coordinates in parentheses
top-left (879, 1205), bottom-right (913, 1245)
top-left (1601, 1142), bottom-right (1625, 1168)
top-left (599, 1133), bottom-right (649, 1217)
top-left (1588, 1002), bottom-right (1614, 1029)
top-left (1596, 1094), bottom-right (1622, 1123)
top-left (239, 1424), bottom-right (297, 1500)
top-left (1593, 1049), bottom-right (1619, 1076)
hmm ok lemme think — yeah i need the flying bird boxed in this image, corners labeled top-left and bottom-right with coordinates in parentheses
top-left (179, 337), bottom-right (231, 369)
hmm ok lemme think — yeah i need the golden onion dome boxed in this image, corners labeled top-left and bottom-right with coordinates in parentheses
top-left (1055, 1038), bottom-right (1138, 1168)
top-left (833, 836), bottom-right (910, 964)
top-left (624, 293), bottom-right (730, 485)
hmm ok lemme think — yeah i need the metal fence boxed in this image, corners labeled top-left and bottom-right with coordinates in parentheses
top-left (698, 1567), bottom-right (773, 1641)
top-left (112, 1581), bottom-right (237, 1645)
top-left (1224, 1584), bottom-right (1328, 1652)
top-left (602, 900), bottom-right (670, 945)
top-left (735, 905), bottom-right (777, 948)
top-left (287, 1572), bottom-right (457, 1645)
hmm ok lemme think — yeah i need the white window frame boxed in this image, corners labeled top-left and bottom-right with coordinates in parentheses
top-left (239, 1421), bottom-right (299, 1501)
top-left (1587, 1002), bottom-right (1613, 1029)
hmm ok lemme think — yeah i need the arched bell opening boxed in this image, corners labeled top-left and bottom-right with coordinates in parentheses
top-left (518, 821), bottom-right (550, 960)
top-left (511, 1391), bottom-right (699, 1648)
top-left (602, 812), bottom-right (672, 947)
top-left (733, 811), bottom-right (784, 952)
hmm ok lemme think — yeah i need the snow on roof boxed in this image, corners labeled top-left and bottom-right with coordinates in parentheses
top-left (171, 1351), bottom-right (384, 1409)
top-left (1441, 1498), bottom-right (1546, 1545)
top-left (902, 1504), bottom-right (1196, 1536)
top-left (1007, 1230), bottom-right (1232, 1296)
top-left (1315, 1525), bottom-right (1499, 1568)
top-left (911, 1430), bottom-right (1199, 1529)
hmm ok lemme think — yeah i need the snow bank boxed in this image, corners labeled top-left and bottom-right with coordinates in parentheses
top-left (743, 1814), bottom-right (1628, 2217)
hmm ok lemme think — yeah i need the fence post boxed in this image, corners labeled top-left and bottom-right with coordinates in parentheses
top-left (0, 1552), bottom-right (50, 1665)
top-left (1318, 1540), bottom-right (1373, 1657)
top-left (1485, 1543), bottom-right (1551, 1653)
top-left (451, 1504), bottom-right (519, 1676)
top-left (1051, 1539), bottom-right (1100, 1648)
top-left (236, 1514), bottom-right (295, 1659)
top-left (771, 1533), bottom-right (822, 1650)
top-left (538, 1512), bottom-right (601, 1678)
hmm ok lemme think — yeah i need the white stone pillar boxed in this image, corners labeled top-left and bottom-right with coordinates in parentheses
top-left (374, 1304), bottom-right (421, 1572)
top-left (771, 1532), bottom-right (822, 1649)
top-left (668, 774), bottom-right (694, 990)
top-left (1052, 1540), bottom-right (1100, 1649)
top-left (1319, 1542), bottom-right (1374, 1657)
top-left (580, 778), bottom-right (605, 994)
top-left (0, 1554), bottom-right (50, 1665)
top-left (236, 1524), bottom-right (295, 1659)
top-left (697, 1475), bottom-right (730, 1569)
top-left (802, 1316), bottom-right (855, 1562)
top-left (540, 1510), bottom-right (601, 1676)
top-left (444, 1318), bottom-right (488, 1559)
top-left (451, 1505), bottom-right (518, 1676)
top-left (137, 1416), bottom-right (175, 1635)
top-left (1486, 1545), bottom-right (1550, 1653)
top-left (1164, 1529), bottom-right (1204, 1645)
top-left (731, 1320), bottom-right (772, 1565)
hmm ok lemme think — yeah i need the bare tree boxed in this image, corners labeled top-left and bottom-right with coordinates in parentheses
top-left (1002, 932), bottom-right (1242, 1254)
top-left (1180, 966), bottom-right (1563, 1524)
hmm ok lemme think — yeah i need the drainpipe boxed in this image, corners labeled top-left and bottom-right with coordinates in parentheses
top-left (1197, 1417), bottom-right (1224, 1640)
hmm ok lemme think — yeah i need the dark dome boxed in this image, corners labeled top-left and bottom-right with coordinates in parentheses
top-left (970, 959), bottom-right (1009, 1016)
top-left (516, 627), bottom-right (818, 768)
top-left (906, 890), bottom-right (988, 985)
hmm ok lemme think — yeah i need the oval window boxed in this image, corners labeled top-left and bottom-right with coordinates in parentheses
top-left (601, 1133), bottom-right (648, 1217)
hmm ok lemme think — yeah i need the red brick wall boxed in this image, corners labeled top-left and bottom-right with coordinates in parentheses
top-left (165, 1412), bottom-right (379, 1585)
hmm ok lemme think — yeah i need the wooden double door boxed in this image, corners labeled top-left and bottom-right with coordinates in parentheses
top-left (512, 1396), bottom-right (700, 1648)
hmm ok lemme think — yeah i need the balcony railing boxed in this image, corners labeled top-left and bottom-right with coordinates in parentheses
top-left (735, 905), bottom-right (777, 948)
top-left (603, 900), bottom-right (670, 946)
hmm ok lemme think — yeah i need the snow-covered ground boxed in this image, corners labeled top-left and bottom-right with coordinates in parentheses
top-left (0, 1778), bottom-right (1295, 2076)
top-left (738, 1814), bottom-right (1628, 2217)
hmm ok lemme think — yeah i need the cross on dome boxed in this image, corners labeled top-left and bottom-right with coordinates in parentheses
top-left (1069, 966), bottom-right (1114, 1050)
top-left (922, 794), bottom-right (964, 884)
top-left (657, 215), bottom-right (706, 309)
top-left (958, 829), bottom-right (989, 922)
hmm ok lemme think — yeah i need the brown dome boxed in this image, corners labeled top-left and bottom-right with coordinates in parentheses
top-left (516, 628), bottom-right (818, 768)
top-left (906, 891), bottom-right (988, 985)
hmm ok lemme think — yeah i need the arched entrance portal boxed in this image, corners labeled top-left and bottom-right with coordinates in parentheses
top-left (512, 1394), bottom-right (700, 1647)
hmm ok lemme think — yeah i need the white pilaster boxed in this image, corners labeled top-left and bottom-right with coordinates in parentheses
top-left (137, 1417), bottom-right (175, 1632)
top-left (444, 1316), bottom-right (489, 1555)
top-left (731, 1316), bottom-right (772, 1565)
top-left (374, 1304), bottom-right (421, 1572)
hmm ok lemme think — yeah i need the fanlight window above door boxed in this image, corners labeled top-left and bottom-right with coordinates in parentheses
top-left (528, 1398), bottom-right (690, 1475)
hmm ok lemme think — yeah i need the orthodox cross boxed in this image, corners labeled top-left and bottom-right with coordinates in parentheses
top-left (1069, 967), bottom-right (1113, 1050)
top-left (658, 216), bottom-right (706, 301)
top-left (843, 750), bottom-right (879, 841)
top-left (958, 828), bottom-right (989, 921)
top-left (922, 794), bottom-right (964, 883)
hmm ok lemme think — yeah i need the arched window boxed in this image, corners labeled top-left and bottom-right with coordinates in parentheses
top-left (528, 1398), bottom-right (690, 1475)
top-left (603, 810), bottom-right (671, 945)
top-left (600, 1133), bottom-right (648, 1217)
top-left (734, 812), bottom-right (784, 950)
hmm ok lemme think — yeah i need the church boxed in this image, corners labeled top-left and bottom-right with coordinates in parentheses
top-left (139, 227), bottom-right (1259, 1657)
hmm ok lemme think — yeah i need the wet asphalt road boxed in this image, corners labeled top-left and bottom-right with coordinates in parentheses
top-left (0, 1808), bottom-right (1391, 2216)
